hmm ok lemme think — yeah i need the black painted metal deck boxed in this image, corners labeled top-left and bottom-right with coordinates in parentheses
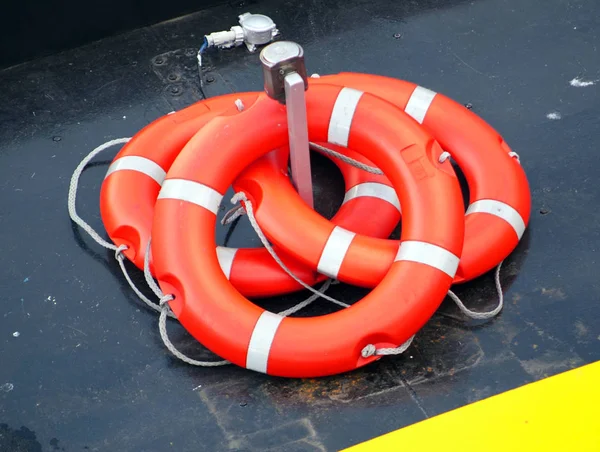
top-left (1, 0), bottom-right (599, 450)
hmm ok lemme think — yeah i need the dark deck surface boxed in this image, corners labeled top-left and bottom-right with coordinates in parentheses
top-left (1, 0), bottom-right (600, 450)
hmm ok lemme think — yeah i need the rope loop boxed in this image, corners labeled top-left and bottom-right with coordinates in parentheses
top-left (114, 244), bottom-right (128, 261)
top-left (221, 204), bottom-right (245, 225)
top-left (447, 261), bottom-right (505, 320)
top-left (159, 294), bottom-right (174, 306)
top-left (309, 142), bottom-right (383, 175)
top-left (361, 344), bottom-right (377, 358)
top-left (508, 151), bottom-right (521, 163)
top-left (362, 335), bottom-right (415, 358)
top-left (439, 151), bottom-right (452, 163)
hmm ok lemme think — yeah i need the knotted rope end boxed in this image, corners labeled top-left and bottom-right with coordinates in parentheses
top-left (361, 344), bottom-right (377, 358)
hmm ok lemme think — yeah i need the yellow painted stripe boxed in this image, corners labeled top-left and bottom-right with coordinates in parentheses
top-left (344, 361), bottom-right (600, 451)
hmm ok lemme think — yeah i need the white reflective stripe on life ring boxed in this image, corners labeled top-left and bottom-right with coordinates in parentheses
top-left (405, 86), bottom-right (437, 124)
top-left (466, 199), bottom-right (526, 240)
top-left (328, 87), bottom-right (364, 147)
top-left (246, 311), bottom-right (284, 373)
top-left (342, 182), bottom-right (401, 213)
top-left (317, 226), bottom-right (356, 279)
top-left (105, 156), bottom-right (166, 185)
top-left (394, 240), bottom-right (460, 278)
top-left (157, 179), bottom-right (223, 215)
top-left (216, 246), bottom-right (238, 279)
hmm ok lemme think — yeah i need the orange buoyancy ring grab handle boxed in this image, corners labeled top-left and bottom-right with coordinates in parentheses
top-left (151, 84), bottom-right (465, 377)
top-left (314, 73), bottom-right (531, 283)
top-left (100, 91), bottom-right (401, 298)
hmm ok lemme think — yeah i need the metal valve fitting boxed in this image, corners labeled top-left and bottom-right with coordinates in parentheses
top-left (204, 13), bottom-right (279, 52)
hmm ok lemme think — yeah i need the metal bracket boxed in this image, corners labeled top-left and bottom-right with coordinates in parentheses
top-left (260, 41), bottom-right (313, 208)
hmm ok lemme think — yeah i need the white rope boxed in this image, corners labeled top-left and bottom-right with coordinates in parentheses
top-left (150, 236), bottom-right (333, 366)
top-left (447, 261), bottom-right (505, 320)
top-left (360, 261), bottom-right (505, 356)
top-left (309, 142), bottom-right (383, 175)
top-left (68, 138), bottom-right (131, 251)
top-left (115, 247), bottom-right (165, 316)
top-left (439, 151), bottom-right (451, 163)
top-left (157, 279), bottom-right (333, 367)
top-left (218, 142), bottom-right (385, 225)
top-left (158, 295), bottom-right (230, 367)
top-left (276, 279), bottom-right (334, 317)
top-left (69, 138), bottom-right (339, 367)
top-left (68, 137), bottom-right (171, 317)
top-left (142, 240), bottom-right (176, 318)
top-left (508, 151), bottom-right (521, 163)
top-left (145, 238), bottom-right (230, 366)
top-left (361, 335), bottom-right (415, 358)
top-left (221, 204), bottom-right (245, 225)
top-left (231, 192), bottom-right (350, 308)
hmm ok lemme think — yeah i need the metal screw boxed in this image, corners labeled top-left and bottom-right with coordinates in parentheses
top-left (206, 76), bottom-right (215, 83)
top-left (170, 86), bottom-right (180, 95)
top-left (239, 402), bottom-right (248, 407)
top-left (154, 57), bottom-right (165, 65)
top-left (52, 136), bottom-right (61, 142)
top-left (393, 33), bottom-right (403, 39)
top-left (168, 73), bottom-right (178, 81)
top-left (539, 208), bottom-right (550, 215)
top-left (465, 103), bottom-right (473, 110)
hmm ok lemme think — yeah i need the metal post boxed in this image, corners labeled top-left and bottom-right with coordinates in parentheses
top-left (259, 41), bottom-right (313, 208)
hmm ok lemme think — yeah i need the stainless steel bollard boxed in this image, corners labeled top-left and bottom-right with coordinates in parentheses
top-left (260, 41), bottom-right (313, 208)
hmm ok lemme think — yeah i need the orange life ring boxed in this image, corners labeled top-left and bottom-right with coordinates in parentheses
top-left (100, 92), bottom-right (399, 297)
top-left (242, 73), bottom-right (531, 285)
top-left (151, 84), bottom-right (465, 377)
